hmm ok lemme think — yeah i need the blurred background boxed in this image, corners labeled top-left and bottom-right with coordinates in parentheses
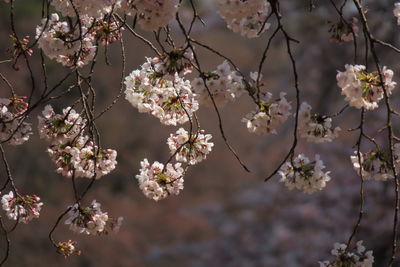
top-left (1, 0), bottom-right (400, 266)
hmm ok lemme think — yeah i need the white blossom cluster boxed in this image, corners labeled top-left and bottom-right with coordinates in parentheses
top-left (1, 191), bottom-right (43, 224)
top-left (36, 14), bottom-right (96, 68)
top-left (122, 0), bottom-right (179, 31)
top-left (167, 128), bottom-right (214, 165)
top-left (47, 137), bottom-right (117, 179)
top-left (136, 159), bottom-right (184, 201)
top-left (351, 150), bottom-right (397, 181)
top-left (125, 55), bottom-right (199, 126)
top-left (65, 200), bottom-right (123, 235)
top-left (394, 3), bottom-right (400, 25)
top-left (279, 154), bottom-right (331, 194)
top-left (215, 0), bottom-right (271, 38)
top-left (0, 96), bottom-right (32, 146)
top-left (242, 92), bottom-right (291, 135)
top-left (38, 105), bottom-right (85, 145)
top-left (298, 102), bottom-right (341, 143)
top-left (38, 105), bottom-right (117, 179)
top-left (319, 241), bottom-right (374, 267)
top-left (337, 64), bottom-right (396, 110)
top-left (191, 60), bottom-right (245, 107)
top-left (51, 0), bottom-right (121, 18)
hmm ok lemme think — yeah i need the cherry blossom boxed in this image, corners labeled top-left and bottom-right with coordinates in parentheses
top-left (319, 241), bottom-right (374, 267)
top-left (65, 200), bottom-right (123, 235)
top-left (279, 154), bottom-right (331, 194)
top-left (298, 102), bottom-right (341, 143)
top-left (136, 159), bottom-right (184, 201)
top-left (167, 128), bottom-right (214, 165)
top-left (1, 191), bottom-right (43, 223)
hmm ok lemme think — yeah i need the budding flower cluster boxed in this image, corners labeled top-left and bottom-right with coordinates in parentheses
top-left (242, 92), bottom-right (291, 135)
top-left (298, 102), bottom-right (341, 143)
top-left (56, 240), bottom-right (81, 258)
top-left (167, 128), bottom-right (214, 165)
top-left (124, 54), bottom-right (199, 126)
top-left (1, 191), bottom-right (43, 223)
top-left (0, 96), bottom-right (32, 146)
top-left (337, 64), bottom-right (396, 110)
top-left (319, 241), bottom-right (374, 267)
top-left (215, 0), bottom-right (271, 38)
top-left (279, 154), bottom-right (331, 194)
top-left (136, 159), bottom-right (184, 201)
top-left (65, 200), bottom-right (123, 235)
top-left (191, 60), bottom-right (245, 108)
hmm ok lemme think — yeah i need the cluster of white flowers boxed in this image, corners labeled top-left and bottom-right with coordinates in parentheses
top-left (47, 137), bottom-right (117, 179)
top-left (0, 96), bottom-right (32, 146)
top-left (167, 128), bottom-right (214, 165)
top-left (38, 105), bottom-right (85, 145)
top-left (136, 159), bottom-right (184, 201)
top-left (351, 149), bottom-right (397, 181)
top-left (36, 14), bottom-right (97, 68)
top-left (279, 154), bottom-right (331, 194)
top-left (215, 0), bottom-right (271, 38)
top-left (298, 102), bottom-right (341, 143)
top-left (328, 18), bottom-right (359, 43)
top-left (122, 0), bottom-right (179, 31)
top-left (394, 3), bottom-right (400, 25)
top-left (65, 200), bottom-right (123, 235)
top-left (125, 55), bottom-right (198, 126)
top-left (51, 0), bottom-right (121, 18)
top-left (191, 60), bottom-right (245, 107)
top-left (337, 64), bottom-right (396, 110)
top-left (319, 241), bottom-right (374, 267)
top-left (242, 92), bottom-right (291, 135)
top-left (38, 105), bottom-right (117, 179)
top-left (1, 191), bottom-right (43, 223)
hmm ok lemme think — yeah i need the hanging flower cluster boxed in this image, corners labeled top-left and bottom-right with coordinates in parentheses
top-left (65, 200), bottom-right (123, 235)
top-left (279, 154), bottom-right (331, 194)
top-left (38, 105), bottom-right (85, 145)
top-left (351, 149), bottom-right (398, 181)
top-left (122, 0), bottom-right (179, 31)
top-left (167, 128), bottom-right (214, 165)
top-left (242, 91), bottom-right (291, 135)
top-left (0, 96), bottom-right (32, 146)
top-left (319, 241), bottom-right (374, 267)
top-left (215, 0), bottom-right (271, 38)
top-left (1, 191), bottom-right (43, 223)
top-left (136, 159), bottom-right (184, 201)
top-left (125, 53), bottom-right (198, 126)
top-left (191, 60), bottom-right (245, 107)
top-left (337, 64), bottom-right (396, 110)
top-left (298, 102), bottom-right (341, 143)
top-left (38, 105), bottom-right (117, 179)
top-left (36, 14), bottom-right (97, 68)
